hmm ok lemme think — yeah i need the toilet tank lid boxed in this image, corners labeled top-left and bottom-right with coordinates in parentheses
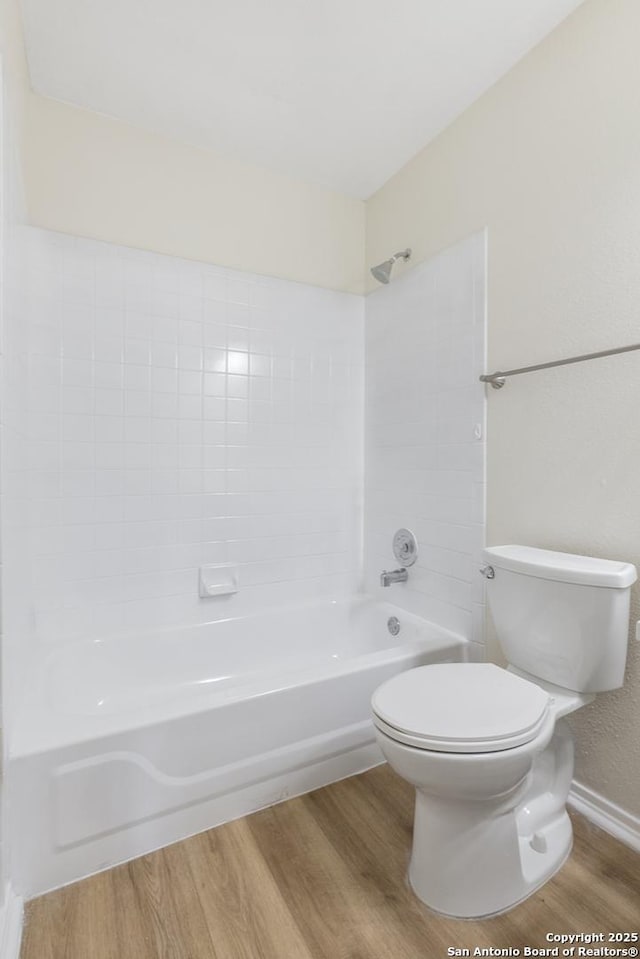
top-left (484, 546), bottom-right (637, 589)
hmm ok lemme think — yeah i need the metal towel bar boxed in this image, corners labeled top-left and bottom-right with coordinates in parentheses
top-left (480, 341), bottom-right (640, 389)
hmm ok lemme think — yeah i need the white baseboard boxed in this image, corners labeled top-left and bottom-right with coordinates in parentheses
top-left (0, 885), bottom-right (23, 959)
top-left (569, 780), bottom-right (640, 853)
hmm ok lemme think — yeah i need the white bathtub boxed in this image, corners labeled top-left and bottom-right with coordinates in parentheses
top-left (9, 595), bottom-right (467, 897)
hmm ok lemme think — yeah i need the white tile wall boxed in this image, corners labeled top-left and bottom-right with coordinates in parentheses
top-left (11, 226), bottom-right (484, 653)
top-left (2, 235), bottom-right (35, 746)
top-left (364, 232), bottom-right (486, 646)
top-left (21, 228), bottom-right (363, 642)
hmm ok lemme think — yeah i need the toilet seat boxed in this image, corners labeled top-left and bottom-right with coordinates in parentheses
top-left (371, 663), bottom-right (551, 753)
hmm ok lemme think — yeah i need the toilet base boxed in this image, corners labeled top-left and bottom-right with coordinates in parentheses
top-left (406, 721), bottom-right (575, 919)
top-left (408, 811), bottom-right (573, 919)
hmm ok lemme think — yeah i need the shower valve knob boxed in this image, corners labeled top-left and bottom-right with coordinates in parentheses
top-left (392, 528), bottom-right (418, 567)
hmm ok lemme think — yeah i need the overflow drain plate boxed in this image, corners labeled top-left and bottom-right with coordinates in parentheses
top-left (387, 616), bottom-right (401, 637)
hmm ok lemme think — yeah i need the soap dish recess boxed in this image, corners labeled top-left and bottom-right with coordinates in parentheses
top-left (199, 565), bottom-right (239, 598)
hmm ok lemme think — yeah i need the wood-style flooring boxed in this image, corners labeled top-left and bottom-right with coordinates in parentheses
top-left (22, 765), bottom-right (640, 959)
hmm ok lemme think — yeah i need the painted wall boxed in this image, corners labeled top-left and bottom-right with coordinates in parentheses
top-left (0, 0), bottom-right (28, 169)
top-left (366, 0), bottom-right (640, 817)
top-left (364, 233), bottom-right (486, 650)
top-left (0, 0), bottom-right (32, 905)
top-left (18, 227), bottom-right (363, 655)
top-left (23, 95), bottom-right (365, 295)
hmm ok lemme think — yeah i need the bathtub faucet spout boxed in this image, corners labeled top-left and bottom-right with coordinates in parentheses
top-left (380, 568), bottom-right (408, 588)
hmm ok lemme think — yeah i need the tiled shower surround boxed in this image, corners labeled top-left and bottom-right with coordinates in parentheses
top-left (364, 233), bottom-right (486, 649)
top-left (12, 227), bottom-right (485, 653)
top-left (20, 228), bottom-right (364, 642)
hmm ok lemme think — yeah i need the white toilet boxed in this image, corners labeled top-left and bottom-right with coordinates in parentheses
top-left (371, 545), bottom-right (637, 919)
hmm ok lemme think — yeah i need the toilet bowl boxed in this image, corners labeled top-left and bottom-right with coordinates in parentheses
top-left (371, 546), bottom-right (636, 919)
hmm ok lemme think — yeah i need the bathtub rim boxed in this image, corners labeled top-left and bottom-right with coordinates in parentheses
top-left (11, 593), bottom-right (469, 759)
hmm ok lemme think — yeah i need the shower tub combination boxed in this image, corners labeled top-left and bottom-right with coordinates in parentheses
top-left (9, 595), bottom-right (467, 897)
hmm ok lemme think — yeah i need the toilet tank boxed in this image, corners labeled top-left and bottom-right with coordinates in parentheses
top-left (484, 546), bottom-right (637, 693)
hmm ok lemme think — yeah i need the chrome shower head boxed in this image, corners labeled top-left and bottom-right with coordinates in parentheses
top-left (370, 248), bottom-right (411, 285)
top-left (370, 259), bottom-right (394, 284)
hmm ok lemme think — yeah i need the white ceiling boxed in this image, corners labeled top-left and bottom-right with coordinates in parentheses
top-left (20, 0), bottom-right (585, 198)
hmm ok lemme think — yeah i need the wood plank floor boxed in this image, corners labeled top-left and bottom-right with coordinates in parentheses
top-left (22, 765), bottom-right (640, 959)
